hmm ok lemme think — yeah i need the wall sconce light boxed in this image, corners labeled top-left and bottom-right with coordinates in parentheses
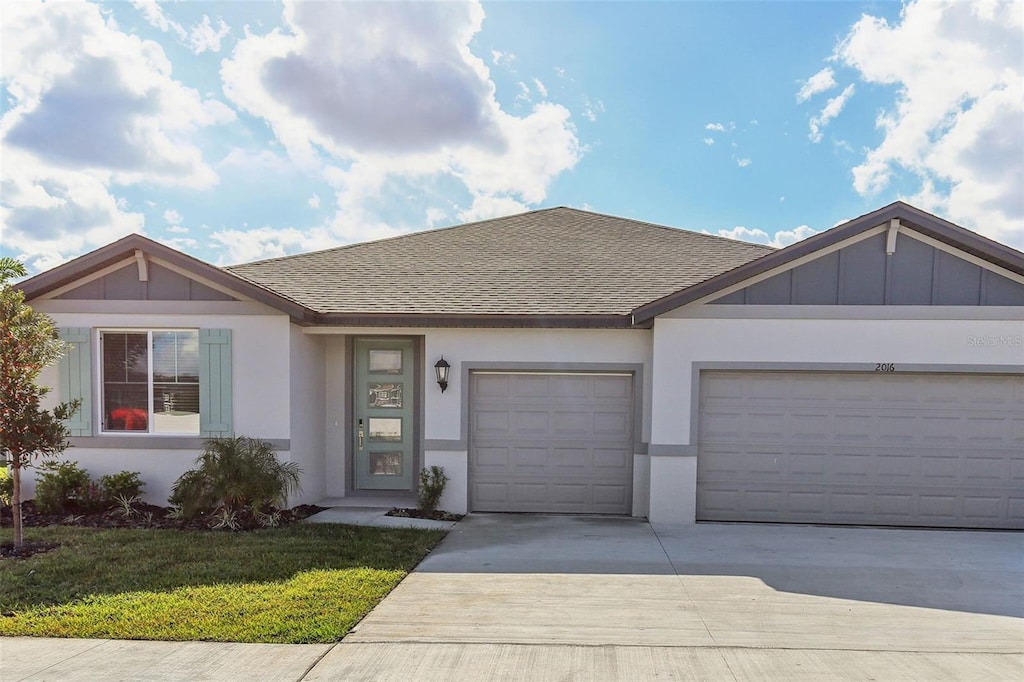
top-left (434, 357), bottom-right (450, 393)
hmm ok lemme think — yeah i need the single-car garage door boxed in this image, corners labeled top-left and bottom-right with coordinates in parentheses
top-left (470, 371), bottom-right (634, 514)
top-left (697, 371), bottom-right (1024, 529)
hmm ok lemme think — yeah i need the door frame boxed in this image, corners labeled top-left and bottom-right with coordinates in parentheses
top-left (346, 335), bottom-right (423, 496)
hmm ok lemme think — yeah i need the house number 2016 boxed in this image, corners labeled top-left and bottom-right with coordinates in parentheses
top-left (874, 363), bottom-right (895, 372)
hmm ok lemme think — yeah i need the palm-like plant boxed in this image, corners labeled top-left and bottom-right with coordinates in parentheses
top-left (169, 437), bottom-right (301, 520)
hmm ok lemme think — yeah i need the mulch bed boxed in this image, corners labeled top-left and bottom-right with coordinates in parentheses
top-left (0, 501), bottom-right (328, 559)
top-left (386, 507), bottom-right (463, 522)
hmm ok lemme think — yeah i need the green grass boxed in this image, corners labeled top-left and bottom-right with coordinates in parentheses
top-left (0, 524), bottom-right (445, 643)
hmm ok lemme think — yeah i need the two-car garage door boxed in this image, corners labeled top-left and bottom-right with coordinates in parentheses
top-left (469, 372), bottom-right (634, 514)
top-left (697, 371), bottom-right (1024, 529)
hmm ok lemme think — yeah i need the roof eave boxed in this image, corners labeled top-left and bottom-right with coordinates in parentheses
top-left (312, 312), bottom-right (636, 329)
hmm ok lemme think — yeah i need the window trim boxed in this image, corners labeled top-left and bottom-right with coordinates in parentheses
top-left (96, 328), bottom-right (201, 437)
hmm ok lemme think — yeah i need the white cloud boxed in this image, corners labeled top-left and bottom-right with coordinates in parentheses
top-left (209, 225), bottom-right (340, 265)
top-left (307, 193), bottom-right (321, 209)
top-left (582, 97), bottom-right (604, 122)
top-left (163, 209), bottom-right (182, 224)
top-left (533, 78), bottom-right (548, 98)
top-left (458, 195), bottom-right (529, 223)
top-left (736, 158), bottom-right (752, 168)
top-left (715, 224), bottom-right (819, 248)
top-left (491, 49), bottom-right (515, 66)
top-left (516, 81), bottom-right (531, 102)
top-left (703, 137), bottom-right (715, 146)
top-left (166, 225), bottom-right (189, 234)
top-left (808, 84), bottom-right (855, 143)
top-left (833, 0), bottom-right (1023, 246)
top-left (132, 0), bottom-right (187, 41)
top-left (221, 0), bottom-right (580, 240)
top-left (797, 67), bottom-right (837, 102)
top-left (0, 1), bottom-right (233, 271)
top-left (704, 122), bottom-right (726, 132)
top-left (188, 15), bottom-right (231, 55)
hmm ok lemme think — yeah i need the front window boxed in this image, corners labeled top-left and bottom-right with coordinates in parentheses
top-left (101, 330), bottom-right (200, 434)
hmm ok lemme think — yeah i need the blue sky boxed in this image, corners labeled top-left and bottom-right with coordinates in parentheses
top-left (2, 0), bottom-right (1021, 274)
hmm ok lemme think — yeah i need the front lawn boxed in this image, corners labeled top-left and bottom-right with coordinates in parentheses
top-left (0, 523), bottom-right (445, 643)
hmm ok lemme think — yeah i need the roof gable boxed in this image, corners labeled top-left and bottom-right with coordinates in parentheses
top-left (19, 234), bottom-right (313, 322)
top-left (633, 202), bottom-right (1024, 320)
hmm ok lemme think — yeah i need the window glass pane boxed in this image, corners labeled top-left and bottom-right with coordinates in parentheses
top-left (368, 382), bottom-right (403, 408)
top-left (152, 331), bottom-right (200, 434)
top-left (369, 452), bottom-right (403, 476)
top-left (369, 349), bottom-right (402, 374)
top-left (102, 332), bottom-right (148, 431)
top-left (101, 330), bottom-right (200, 435)
top-left (368, 417), bottom-right (402, 442)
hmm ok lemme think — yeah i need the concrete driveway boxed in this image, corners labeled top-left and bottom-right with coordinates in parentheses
top-left (4, 515), bottom-right (1021, 680)
top-left (317, 514), bottom-right (1023, 680)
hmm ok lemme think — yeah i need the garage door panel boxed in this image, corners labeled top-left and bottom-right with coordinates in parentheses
top-left (552, 447), bottom-right (589, 470)
top-left (594, 410), bottom-right (630, 436)
top-left (474, 374), bottom-right (512, 398)
top-left (593, 447), bottom-right (631, 470)
top-left (474, 409), bottom-right (510, 434)
top-left (473, 446), bottom-right (509, 469)
top-left (470, 372), bottom-right (634, 514)
top-left (698, 371), bottom-right (1023, 529)
top-left (550, 375), bottom-right (591, 399)
top-left (593, 375), bottom-right (632, 399)
top-left (551, 410), bottom-right (589, 434)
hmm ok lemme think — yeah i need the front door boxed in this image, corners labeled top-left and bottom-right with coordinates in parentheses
top-left (353, 337), bottom-right (416, 490)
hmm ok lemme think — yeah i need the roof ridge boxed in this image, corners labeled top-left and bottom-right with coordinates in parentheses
top-left (550, 206), bottom-right (778, 251)
top-left (228, 205), bottom-right (774, 270)
top-left (228, 206), bottom-right (577, 269)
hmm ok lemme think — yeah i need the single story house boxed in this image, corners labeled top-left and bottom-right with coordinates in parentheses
top-left (20, 201), bottom-right (1024, 529)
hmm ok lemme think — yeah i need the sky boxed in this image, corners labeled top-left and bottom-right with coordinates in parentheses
top-left (1, 0), bottom-right (1022, 275)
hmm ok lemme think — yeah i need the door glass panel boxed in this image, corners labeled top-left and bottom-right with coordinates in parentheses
top-left (369, 349), bottom-right (402, 373)
top-left (369, 452), bottom-right (403, 476)
top-left (368, 417), bottom-right (402, 442)
top-left (368, 382), bottom-right (403, 408)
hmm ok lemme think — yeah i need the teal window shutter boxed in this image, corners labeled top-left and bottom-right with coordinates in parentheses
top-left (199, 329), bottom-right (233, 437)
top-left (57, 327), bottom-right (93, 436)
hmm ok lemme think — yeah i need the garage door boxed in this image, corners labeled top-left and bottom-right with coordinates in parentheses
top-left (469, 371), bottom-right (634, 514)
top-left (697, 371), bottom-right (1024, 529)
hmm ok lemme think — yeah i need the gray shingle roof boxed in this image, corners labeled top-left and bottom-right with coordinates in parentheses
top-left (226, 207), bottom-right (774, 319)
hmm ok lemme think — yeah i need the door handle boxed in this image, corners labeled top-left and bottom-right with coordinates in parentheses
top-left (358, 429), bottom-right (364, 450)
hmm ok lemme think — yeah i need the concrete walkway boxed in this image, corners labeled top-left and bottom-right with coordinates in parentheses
top-left (3, 515), bottom-right (1022, 680)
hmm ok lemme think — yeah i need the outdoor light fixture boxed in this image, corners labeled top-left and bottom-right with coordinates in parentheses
top-left (434, 357), bottom-right (450, 393)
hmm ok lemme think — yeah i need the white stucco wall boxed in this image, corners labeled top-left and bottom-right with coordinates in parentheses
top-left (286, 325), bottom-right (326, 505)
top-left (29, 302), bottom-right (293, 504)
top-left (322, 336), bottom-right (348, 497)
top-left (648, 314), bottom-right (1024, 524)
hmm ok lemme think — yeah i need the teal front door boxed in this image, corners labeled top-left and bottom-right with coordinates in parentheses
top-left (353, 338), bottom-right (416, 490)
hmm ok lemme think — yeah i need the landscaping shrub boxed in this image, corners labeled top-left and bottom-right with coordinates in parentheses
top-left (34, 462), bottom-right (146, 514)
top-left (169, 436), bottom-right (301, 523)
top-left (34, 461), bottom-right (92, 514)
top-left (0, 466), bottom-right (12, 508)
top-left (417, 465), bottom-right (448, 513)
top-left (99, 471), bottom-right (145, 502)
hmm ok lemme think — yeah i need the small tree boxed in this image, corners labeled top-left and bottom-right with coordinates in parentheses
top-left (0, 257), bottom-right (78, 549)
